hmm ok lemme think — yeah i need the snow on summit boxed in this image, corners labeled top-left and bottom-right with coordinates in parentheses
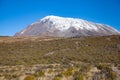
top-left (40, 15), bottom-right (98, 31)
top-left (15, 15), bottom-right (120, 37)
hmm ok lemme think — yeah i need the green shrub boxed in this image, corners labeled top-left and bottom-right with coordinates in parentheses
top-left (110, 71), bottom-right (117, 80)
top-left (34, 70), bottom-right (45, 77)
top-left (73, 70), bottom-right (84, 80)
top-left (48, 69), bottom-right (54, 74)
top-left (62, 67), bottom-right (75, 77)
top-left (96, 64), bottom-right (109, 70)
top-left (53, 77), bottom-right (61, 80)
top-left (24, 75), bottom-right (35, 80)
top-left (74, 75), bottom-right (84, 80)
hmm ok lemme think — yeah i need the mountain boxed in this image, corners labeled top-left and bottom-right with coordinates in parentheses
top-left (15, 15), bottom-right (120, 37)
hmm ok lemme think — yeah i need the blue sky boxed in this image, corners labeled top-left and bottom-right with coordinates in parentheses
top-left (0, 0), bottom-right (120, 36)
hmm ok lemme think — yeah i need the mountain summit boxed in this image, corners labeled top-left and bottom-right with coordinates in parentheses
top-left (15, 15), bottom-right (120, 37)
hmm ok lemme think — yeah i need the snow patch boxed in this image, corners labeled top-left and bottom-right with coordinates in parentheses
top-left (21, 29), bottom-right (27, 34)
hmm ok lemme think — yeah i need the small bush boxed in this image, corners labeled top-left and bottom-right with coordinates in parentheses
top-left (53, 77), bottom-right (61, 80)
top-left (74, 75), bottom-right (84, 80)
top-left (34, 70), bottom-right (45, 77)
top-left (62, 67), bottom-right (75, 77)
top-left (73, 70), bottom-right (84, 80)
top-left (24, 75), bottom-right (35, 80)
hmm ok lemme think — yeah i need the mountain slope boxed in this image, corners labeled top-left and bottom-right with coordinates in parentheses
top-left (15, 15), bottom-right (120, 37)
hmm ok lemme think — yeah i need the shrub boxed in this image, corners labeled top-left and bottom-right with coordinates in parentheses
top-left (110, 71), bottom-right (117, 80)
top-left (73, 70), bottom-right (84, 80)
top-left (62, 67), bottom-right (75, 77)
top-left (74, 75), bottom-right (84, 80)
top-left (53, 77), bottom-right (61, 80)
top-left (34, 70), bottom-right (45, 77)
top-left (24, 75), bottom-right (35, 80)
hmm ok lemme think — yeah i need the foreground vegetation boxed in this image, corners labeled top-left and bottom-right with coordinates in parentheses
top-left (0, 35), bottom-right (120, 65)
top-left (0, 63), bottom-right (119, 80)
top-left (0, 35), bottom-right (120, 80)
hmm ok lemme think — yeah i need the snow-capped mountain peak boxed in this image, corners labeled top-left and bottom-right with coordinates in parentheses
top-left (40, 15), bottom-right (99, 31)
top-left (15, 15), bottom-right (120, 37)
